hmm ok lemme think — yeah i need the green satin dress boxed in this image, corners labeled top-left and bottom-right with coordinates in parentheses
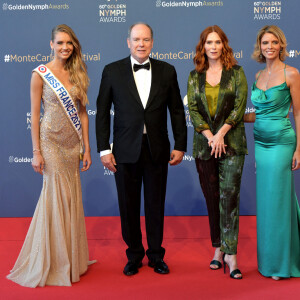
top-left (251, 70), bottom-right (300, 278)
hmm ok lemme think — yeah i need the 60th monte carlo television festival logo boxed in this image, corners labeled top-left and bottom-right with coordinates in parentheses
top-left (3, 52), bottom-right (100, 63)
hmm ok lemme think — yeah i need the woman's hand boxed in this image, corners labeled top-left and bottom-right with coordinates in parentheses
top-left (32, 152), bottom-right (45, 175)
top-left (208, 124), bottom-right (231, 158)
top-left (208, 132), bottom-right (227, 158)
top-left (81, 150), bottom-right (92, 172)
top-left (292, 149), bottom-right (300, 171)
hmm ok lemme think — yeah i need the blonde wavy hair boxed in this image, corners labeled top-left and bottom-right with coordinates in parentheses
top-left (252, 25), bottom-right (289, 63)
top-left (51, 24), bottom-right (89, 105)
top-left (193, 25), bottom-right (237, 73)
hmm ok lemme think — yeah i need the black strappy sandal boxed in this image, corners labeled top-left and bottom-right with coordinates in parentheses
top-left (210, 260), bottom-right (222, 270)
top-left (223, 253), bottom-right (243, 279)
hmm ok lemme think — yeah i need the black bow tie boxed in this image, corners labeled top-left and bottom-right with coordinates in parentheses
top-left (133, 62), bottom-right (150, 72)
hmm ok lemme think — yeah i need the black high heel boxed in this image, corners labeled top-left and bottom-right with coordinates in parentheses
top-left (222, 253), bottom-right (243, 279)
top-left (222, 253), bottom-right (226, 273)
top-left (210, 260), bottom-right (222, 270)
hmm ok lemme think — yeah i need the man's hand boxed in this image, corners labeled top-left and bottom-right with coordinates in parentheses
top-left (101, 153), bottom-right (117, 172)
top-left (169, 150), bottom-right (184, 166)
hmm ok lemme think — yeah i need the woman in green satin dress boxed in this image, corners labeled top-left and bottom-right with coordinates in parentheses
top-left (245, 25), bottom-right (300, 280)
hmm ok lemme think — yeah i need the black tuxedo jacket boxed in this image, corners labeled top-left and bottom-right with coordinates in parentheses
top-left (96, 56), bottom-right (187, 164)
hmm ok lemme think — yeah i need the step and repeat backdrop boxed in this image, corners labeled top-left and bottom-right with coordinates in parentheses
top-left (1, 0), bottom-right (299, 217)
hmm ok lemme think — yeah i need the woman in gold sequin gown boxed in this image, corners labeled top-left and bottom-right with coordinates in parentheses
top-left (7, 25), bottom-right (94, 287)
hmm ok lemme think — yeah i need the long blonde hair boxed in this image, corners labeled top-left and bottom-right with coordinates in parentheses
top-left (51, 24), bottom-right (89, 105)
top-left (252, 25), bottom-right (289, 63)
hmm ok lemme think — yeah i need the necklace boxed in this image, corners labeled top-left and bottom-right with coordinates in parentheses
top-left (264, 63), bottom-right (284, 90)
top-left (265, 69), bottom-right (271, 90)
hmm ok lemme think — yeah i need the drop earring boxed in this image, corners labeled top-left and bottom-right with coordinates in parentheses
top-left (50, 48), bottom-right (54, 60)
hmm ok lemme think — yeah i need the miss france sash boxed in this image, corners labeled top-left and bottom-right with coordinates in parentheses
top-left (34, 64), bottom-right (83, 158)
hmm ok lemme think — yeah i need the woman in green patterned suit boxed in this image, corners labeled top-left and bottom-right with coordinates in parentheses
top-left (187, 25), bottom-right (248, 279)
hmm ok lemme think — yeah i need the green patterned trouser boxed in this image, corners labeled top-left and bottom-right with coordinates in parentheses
top-left (196, 155), bottom-right (245, 254)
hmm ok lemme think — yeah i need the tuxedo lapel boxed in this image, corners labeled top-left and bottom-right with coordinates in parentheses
top-left (145, 58), bottom-right (160, 109)
top-left (120, 57), bottom-right (144, 108)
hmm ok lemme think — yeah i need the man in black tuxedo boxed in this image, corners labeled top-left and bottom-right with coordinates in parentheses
top-left (96, 23), bottom-right (187, 276)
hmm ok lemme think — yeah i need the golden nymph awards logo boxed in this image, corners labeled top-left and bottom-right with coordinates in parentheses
top-left (99, 0), bottom-right (126, 23)
top-left (253, 1), bottom-right (281, 20)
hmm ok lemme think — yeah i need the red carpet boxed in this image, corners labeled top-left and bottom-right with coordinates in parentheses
top-left (0, 216), bottom-right (299, 299)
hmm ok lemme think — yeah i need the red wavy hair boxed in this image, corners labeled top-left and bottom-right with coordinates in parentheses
top-left (193, 25), bottom-right (237, 73)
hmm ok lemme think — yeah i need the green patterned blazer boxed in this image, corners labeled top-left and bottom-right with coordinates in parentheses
top-left (187, 65), bottom-right (248, 160)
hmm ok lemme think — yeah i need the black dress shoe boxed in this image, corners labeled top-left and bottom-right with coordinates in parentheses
top-left (148, 259), bottom-right (169, 274)
top-left (123, 261), bottom-right (142, 276)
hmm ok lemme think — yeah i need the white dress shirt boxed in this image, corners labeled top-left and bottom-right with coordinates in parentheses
top-left (100, 56), bottom-right (152, 157)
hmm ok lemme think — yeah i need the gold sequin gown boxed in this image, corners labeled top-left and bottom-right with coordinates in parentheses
top-left (7, 83), bottom-right (93, 287)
